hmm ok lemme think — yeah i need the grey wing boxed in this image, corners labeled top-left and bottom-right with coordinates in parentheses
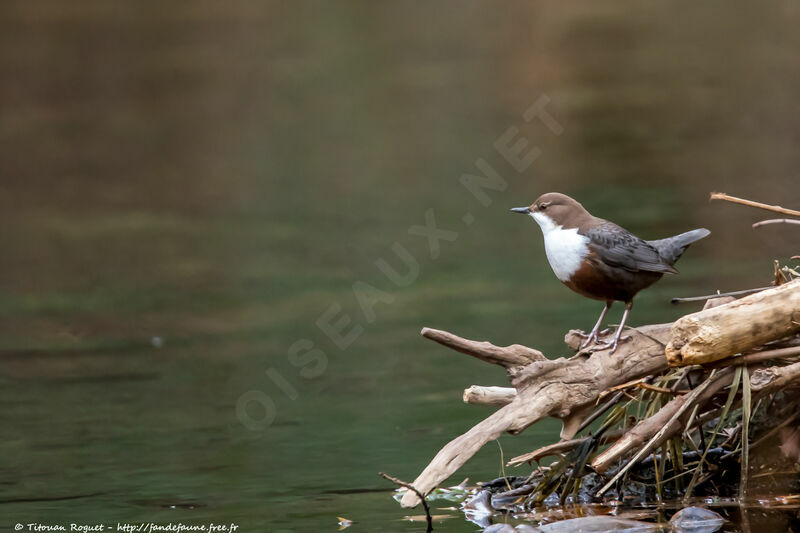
top-left (584, 223), bottom-right (677, 274)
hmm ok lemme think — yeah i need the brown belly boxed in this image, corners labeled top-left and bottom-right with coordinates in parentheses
top-left (563, 256), bottom-right (664, 302)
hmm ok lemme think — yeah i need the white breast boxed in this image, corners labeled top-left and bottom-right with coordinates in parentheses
top-left (531, 212), bottom-right (590, 281)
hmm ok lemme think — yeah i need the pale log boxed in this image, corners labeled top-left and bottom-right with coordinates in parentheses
top-left (665, 278), bottom-right (800, 367)
top-left (463, 385), bottom-right (517, 406)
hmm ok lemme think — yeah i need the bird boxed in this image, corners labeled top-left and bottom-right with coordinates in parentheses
top-left (511, 192), bottom-right (709, 353)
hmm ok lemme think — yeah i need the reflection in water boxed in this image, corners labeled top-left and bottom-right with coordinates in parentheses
top-left (0, 2), bottom-right (798, 531)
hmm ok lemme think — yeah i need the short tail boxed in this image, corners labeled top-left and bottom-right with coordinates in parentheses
top-left (648, 228), bottom-right (710, 267)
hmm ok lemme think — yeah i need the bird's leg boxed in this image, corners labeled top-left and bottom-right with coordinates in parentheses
top-left (579, 301), bottom-right (613, 349)
top-left (597, 300), bottom-right (633, 354)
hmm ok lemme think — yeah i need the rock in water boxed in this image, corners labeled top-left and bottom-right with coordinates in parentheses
top-left (464, 490), bottom-right (494, 529)
top-left (669, 507), bottom-right (724, 533)
top-left (483, 524), bottom-right (516, 533)
top-left (532, 516), bottom-right (664, 532)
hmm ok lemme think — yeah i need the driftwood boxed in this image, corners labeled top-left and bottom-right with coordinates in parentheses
top-left (665, 278), bottom-right (800, 367)
top-left (463, 385), bottom-right (516, 406)
top-left (398, 240), bottom-right (799, 508)
top-left (420, 327), bottom-right (546, 371)
top-left (399, 323), bottom-right (672, 508)
top-left (392, 195), bottom-right (800, 526)
top-left (400, 307), bottom-right (800, 508)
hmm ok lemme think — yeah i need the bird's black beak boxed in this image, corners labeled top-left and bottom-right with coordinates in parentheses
top-left (510, 207), bottom-right (531, 214)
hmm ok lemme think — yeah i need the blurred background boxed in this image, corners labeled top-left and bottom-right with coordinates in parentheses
top-left (1, 1), bottom-right (799, 531)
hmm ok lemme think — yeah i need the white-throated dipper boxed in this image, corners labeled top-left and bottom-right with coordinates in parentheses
top-left (512, 193), bottom-right (709, 353)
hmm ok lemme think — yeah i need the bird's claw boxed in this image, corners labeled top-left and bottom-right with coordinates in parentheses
top-left (594, 335), bottom-right (632, 354)
top-left (578, 329), bottom-right (622, 350)
top-left (578, 331), bottom-right (600, 350)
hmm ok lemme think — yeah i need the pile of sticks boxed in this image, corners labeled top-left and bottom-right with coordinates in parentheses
top-left (396, 193), bottom-right (800, 510)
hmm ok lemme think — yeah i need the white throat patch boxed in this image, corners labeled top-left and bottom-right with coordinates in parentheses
top-left (530, 212), bottom-right (590, 281)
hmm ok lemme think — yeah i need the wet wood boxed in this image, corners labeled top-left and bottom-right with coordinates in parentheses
top-left (665, 278), bottom-right (800, 367)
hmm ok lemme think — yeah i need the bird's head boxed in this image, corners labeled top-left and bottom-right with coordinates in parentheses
top-left (511, 192), bottom-right (589, 230)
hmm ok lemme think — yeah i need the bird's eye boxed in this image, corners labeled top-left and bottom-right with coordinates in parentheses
top-left (540, 203), bottom-right (549, 210)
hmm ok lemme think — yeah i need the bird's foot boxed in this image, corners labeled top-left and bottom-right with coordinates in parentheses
top-left (594, 335), bottom-right (632, 354)
top-left (577, 328), bottom-right (612, 350)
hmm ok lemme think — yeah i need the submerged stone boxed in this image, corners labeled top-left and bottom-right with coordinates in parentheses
top-left (669, 507), bottom-right (724, 533)
top-left (530, 516), bottom-right (665, 532)
top-left (483, 524), bottom-right (516, 533)
top-left (464, 489), bottom-right (494, 528)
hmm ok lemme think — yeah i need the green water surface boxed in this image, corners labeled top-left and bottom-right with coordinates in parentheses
top-left (1, 2), bottom-right (799, 531)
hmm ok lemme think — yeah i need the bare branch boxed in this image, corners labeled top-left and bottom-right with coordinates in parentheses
top-left (507, 430), bottom-right (623, 466)
top-left (421, 327), bottom-right (545, 369)
top-left (671, 287), bottom-right (770, 304)
top-left (710, 192), bottom-right (800, 217)
top-left (752, 218), bottom-right (800, 228)
top-left (379, 472), bottom-right (433, 532)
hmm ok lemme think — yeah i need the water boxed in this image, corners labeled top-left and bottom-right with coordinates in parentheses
top-left (1, 2), bottom-right (799, 531)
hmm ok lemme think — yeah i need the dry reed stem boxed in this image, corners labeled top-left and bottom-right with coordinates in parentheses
top-left (710, 192), bottom-right (800, 217)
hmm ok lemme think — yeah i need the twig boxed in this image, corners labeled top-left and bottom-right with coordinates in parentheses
top-left (379, 472), bottom-right (433, 532)
top-left (639, 383), bottom-right (686, 395)
top-left (671, 287), bottom-right (770, 304)
top-left (709, 345), bottom-right (800, 369)
top-left (600, 379), bottom-right (683, 400)
top-left (710, 192), bottom-right (800, 217)
top-left (600, 378), bottom-right (648, 399)
top-left (507, 429), bottom-right (624, 466)
top-left (752, 218), bottom-right (800, 228)
top-left (576, 391), bottom-right (626, 434)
